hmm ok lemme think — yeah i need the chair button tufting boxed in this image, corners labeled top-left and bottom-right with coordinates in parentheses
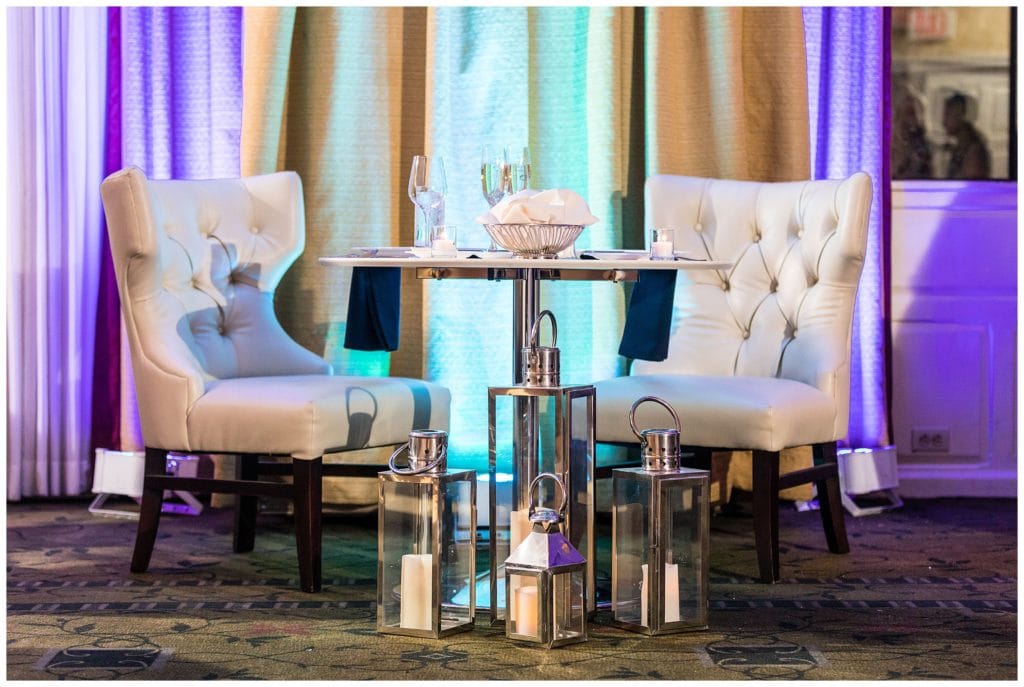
top-left (722, 280), bottom-right (730, 291)
top-left (770, 279), bottom-right (778, 292)
top-left (250, 225), bottom-right (260, 234)
top-left (693, 222), bottom-right (703, 232)
top-left (218, 325), bottom-right (226, 336)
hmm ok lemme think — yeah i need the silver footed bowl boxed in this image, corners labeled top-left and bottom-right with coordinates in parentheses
top-left (483, 223), bottom-right (584, 259)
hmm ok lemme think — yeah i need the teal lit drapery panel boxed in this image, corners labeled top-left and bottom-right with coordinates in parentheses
top-left (424, 7), bottom-right (634, 468)
top-left (805, 7), bottom-right (890, 449)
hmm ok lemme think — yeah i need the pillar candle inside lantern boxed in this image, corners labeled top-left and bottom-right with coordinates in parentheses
top-left (514, 584), bottom-right (539, 636)
top-left (400, 553), bottom-right (433, 630)
top-left (641, 562), bottom-right (681, 626)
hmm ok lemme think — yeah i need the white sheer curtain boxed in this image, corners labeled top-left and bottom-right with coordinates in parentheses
top-left (6, 7), bottom-right (108, 498)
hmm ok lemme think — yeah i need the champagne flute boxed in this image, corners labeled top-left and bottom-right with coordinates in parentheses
top-left (408, 155), bottom-right (447, 248)
top-left (480, 145), bottom-right (506, 207)
top-left (504, 145), bottom-right (532, 195)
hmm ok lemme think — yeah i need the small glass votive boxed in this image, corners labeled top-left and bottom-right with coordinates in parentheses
top-left (650, 228), bottom-right (674, 260)
top-left (431, 225), bottom-right (458, 257)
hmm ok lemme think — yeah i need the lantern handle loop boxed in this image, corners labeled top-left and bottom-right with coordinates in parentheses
top-left (528, 472), bottom-right (568, 517)
top-left (388, 442), bottom-right (446, 475)
top-left (528, 309), bottom-right (557, 349)
top-left (628, 396), bottom-right (681, 443)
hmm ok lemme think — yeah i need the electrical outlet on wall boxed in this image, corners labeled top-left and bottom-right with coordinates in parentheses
top-left (911, 428), bottom-right (951, 453)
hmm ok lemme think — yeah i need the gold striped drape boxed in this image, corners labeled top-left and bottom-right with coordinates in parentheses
top-left (239, 6), bottom-right (813, 507)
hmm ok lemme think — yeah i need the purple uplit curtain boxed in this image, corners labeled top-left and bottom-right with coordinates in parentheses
top-left (90, 7), bottom-right (123, 456)
top-left (7, 7), bottom-right (108, 498)
top-left (804, 7), bottom-right (890, 449)
top-left (105, 7), bottom-right (243, 450)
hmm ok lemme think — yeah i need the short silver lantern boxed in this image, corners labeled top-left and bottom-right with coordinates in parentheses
top-left (612, 396), bottom-right (710, 635)
top-left (377, 429), bottom-right (476, 638)
top-left (505, 473), bottom-right (587, 648)
top-left (488, 310), bottom-right (596, 623)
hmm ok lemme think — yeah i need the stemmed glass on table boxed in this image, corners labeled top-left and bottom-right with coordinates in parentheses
top-left (481, 145), bottom-right (532, 252)
top-left (408, 155), bottom-right (447, 248)
top-left (503, 146), bottom-right (532, 195)
top-left (481, 145), bottom-right (533, 207)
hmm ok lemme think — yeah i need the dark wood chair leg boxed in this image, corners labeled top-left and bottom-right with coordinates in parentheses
top-left (233, 454), bottom-right (259, 553)
top-left (682, 446), bottom-right (713, 470)
top-left (813, 442), bottom-right (850, 554)
top-left (131, 447), bottom-right (168, 573)
top-left (292, 457), bottom-right (323, 593)
top-left (752, 449), bottom-right (781, 583)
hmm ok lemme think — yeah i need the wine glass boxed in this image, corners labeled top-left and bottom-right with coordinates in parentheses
top-left (408, 155), bottom-right (447, 248)
top-left (504, 145), bottom-right (532, 195)
top-left (480, 145), bottom-right (506, 207)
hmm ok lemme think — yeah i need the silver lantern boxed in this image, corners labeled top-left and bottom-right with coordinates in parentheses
top-left (504, 473), bottom-right (587, 648)
top-left (612, 396), bottom-right (709, 635)
top-left (377, 429), bottom-right (476, 638)
top-left (488, 309), bottom-right (596, 624)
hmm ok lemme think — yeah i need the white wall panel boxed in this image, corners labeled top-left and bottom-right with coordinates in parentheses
top-left (890, 180), bottom-right (1017, 497)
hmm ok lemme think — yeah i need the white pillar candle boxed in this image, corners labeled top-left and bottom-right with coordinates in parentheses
top-left (651, 240), bottom-right (674, 259)
top-left (641, 562), bottom-right (681, 626)
top-left (514, 584), bottom-right (539, 637)
top-left (400, 553), bottom-right (433, 630)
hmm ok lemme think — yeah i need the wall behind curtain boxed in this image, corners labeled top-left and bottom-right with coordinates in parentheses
top-left (7, 7), bottom-right (107, 498)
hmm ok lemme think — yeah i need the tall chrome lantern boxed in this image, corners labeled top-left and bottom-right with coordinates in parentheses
top-left (612, 397), bottom-right (710, 635)
top-left (488, 310), bottom-right (596, 623)
top-left (377, 430), bottom-right (476, 638)
top-left (505, 473), bottom-right (587, 648)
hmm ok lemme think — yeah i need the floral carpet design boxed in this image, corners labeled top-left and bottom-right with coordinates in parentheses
top-left (6, 497), bottom-right (1016, 680)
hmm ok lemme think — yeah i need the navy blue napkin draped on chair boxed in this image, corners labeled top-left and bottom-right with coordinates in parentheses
top-left (344, 267), bottom-right (401, 351)
top-left (617, 269), bottom-right (677, 362)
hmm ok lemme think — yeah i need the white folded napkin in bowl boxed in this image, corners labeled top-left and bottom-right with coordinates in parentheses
top-left (475, 188), bottom-right (599, 226)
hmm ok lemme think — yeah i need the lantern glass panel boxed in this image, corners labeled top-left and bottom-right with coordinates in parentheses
top-left (380, 479), bottom-right (435, 632)
top-left (613, 476), bottom-right (650, 627)
top-left (552, 569), bottom-right (586, 642)
top-left (489, 386), bottom-right (597, 621)
top-left (440, 477), bottom-right (475, 629)
top-left (507, 571), bottom-right (542, 640)
top-left (661, 479), bottom-right (707, 625)
top-left (567, 392), bottom-right (593, 588)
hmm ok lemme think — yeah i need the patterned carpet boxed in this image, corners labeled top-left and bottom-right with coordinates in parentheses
top-left (6, 496), bottom-right (1017, 681)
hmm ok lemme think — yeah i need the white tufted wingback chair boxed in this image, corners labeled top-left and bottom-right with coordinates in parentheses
top-left (595, 172), bottom-right (872, 582)
top-left (100, 166), bottom-right (450, 592)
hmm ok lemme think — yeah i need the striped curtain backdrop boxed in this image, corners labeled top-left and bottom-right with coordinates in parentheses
top-left (5, 6), bottom-right (888, 499)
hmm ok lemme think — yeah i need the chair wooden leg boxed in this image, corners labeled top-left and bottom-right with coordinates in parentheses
top-left (752, 449), bottom-right (781, 583)
top-left (292, 457), bottom-right (323, 593)
top-left (233, 455), bottom-right (259, 553)
top-left (131, 447), bottom-right (168, 573)
top-left (813, 442), bottom-right (850, 555)
top-left (682, 446), bottom-right (713, 470)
